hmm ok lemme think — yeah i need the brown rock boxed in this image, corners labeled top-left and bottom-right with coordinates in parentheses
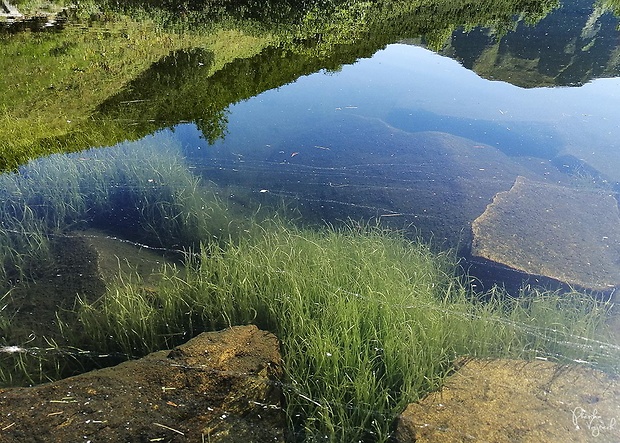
top-left (0, 325), bottom-right (284, 443)
top-left (396, 358), bottom-right (620, 443)
top-left (471, 176), bottom-right (620, 292)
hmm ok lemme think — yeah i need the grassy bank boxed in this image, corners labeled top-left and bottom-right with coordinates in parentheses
top-left (76, 221), bottom-right (615, 442)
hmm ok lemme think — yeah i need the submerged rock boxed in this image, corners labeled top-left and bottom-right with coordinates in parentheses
top-left (396, 357), bottom-right (620, 443)
top-left (471, 176), bottom-right (620, 292)
top-left (0, 325), bottom-right (284, 442)
top-left (2, 230), bottom-right (177, 348)
top-left (221, 112), bottom-right (569, 249)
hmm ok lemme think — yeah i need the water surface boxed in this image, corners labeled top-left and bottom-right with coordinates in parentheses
top-left (2, 0), bottom-right (620, 403)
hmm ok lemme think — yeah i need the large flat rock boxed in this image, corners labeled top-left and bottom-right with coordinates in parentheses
top-left (471, 176), bottom-right (620, 292)
top-left (396, 358), bottom-right (620, 443)
top-left (0, 325), bottom-right (284, 443)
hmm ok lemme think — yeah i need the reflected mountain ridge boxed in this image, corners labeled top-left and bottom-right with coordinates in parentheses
top-left (2, 0), bottom-right (620, 170)
top-left (442, 0), bottom-right (620, 87)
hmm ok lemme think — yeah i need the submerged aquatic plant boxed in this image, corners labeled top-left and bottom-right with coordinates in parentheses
top-left (0, 136), bottom-right (241, 385)
top-left (0, 135), bottom-right (238, 285)
top-left (75, 219), bottom-right (616, 443)
top-left (75, 135), bottom-right (239, 248)
top-left (0, 202), bottom-right (53, 284)
top-left (0, 129), bottom-right (614, 439)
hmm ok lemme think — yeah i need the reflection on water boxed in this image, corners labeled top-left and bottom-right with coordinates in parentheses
top-left (445, 0), bottom-right (620, 87)
top-left (1, 0), bottom-right (620, 440)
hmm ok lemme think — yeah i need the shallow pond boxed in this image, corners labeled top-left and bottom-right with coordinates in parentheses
top-left (165, 0), bottom-right (620, 292)
top-left (1, 0), bottom-right (620, 441)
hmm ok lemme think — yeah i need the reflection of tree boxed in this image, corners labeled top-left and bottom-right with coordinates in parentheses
top-left (95, 41), bottom-right (380, 144)
top-left (380, 0), bottom-right (559, 50)
top-left (96, 48), bottom-right (233, 143)
top-left (445, 0), bottom-right (620, 87)
top-left (92, 0), bottom-right (563, 145)
top-left (100, 0), bottom-right (328, 25)
top-left (101, 0), bottom-right (560, 34)
top-left (5, 0), bottom-right (566, 169)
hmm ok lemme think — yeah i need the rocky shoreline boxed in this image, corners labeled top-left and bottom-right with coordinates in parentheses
top-left (1, 325), bottom-right (618, 442)
top-left (0, 326), bottom-right (285, 443)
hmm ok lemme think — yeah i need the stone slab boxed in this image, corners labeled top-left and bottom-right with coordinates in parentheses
top-left (471, 176), bottom-right (620, 291)
top-left (397, 358), bottom-right (620, 443)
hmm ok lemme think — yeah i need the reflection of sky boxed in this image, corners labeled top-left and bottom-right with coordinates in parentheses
top-left (246, 43), bottom-right (620, 122)
top-left (176, 43), bottom-right (620, 181)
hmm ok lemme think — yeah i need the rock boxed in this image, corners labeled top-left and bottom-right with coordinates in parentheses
top-left (396, 357), bottom-right (620, 443)
top-left (0, 325), bottom-right (284, 443)
top-left (471, 176), bottom-right (620, 292)
top-left (77, 229), bottom-right (178, 287)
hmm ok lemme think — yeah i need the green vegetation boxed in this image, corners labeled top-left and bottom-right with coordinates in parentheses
top-left (1, 0), bottom-right (562, 170)
top-left (601, 0), bottom-right (620, 17)
top-left (0, 3), bottom-right (277, 169)
top-left (0, 135), bottom-right (616, 438)
top-left (0, 137), bottom-right (240, 383)
top-left (75, 221), bottom-right (615, 442)
top-left (0, 137), bottom-right (233, 284)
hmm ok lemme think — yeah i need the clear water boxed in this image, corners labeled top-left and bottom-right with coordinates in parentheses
top-left (166, 39), bottom-right (620, 290)
top-left (1, 0), bottom-right (620, 440)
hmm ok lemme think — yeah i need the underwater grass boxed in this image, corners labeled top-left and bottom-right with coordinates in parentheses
top-left (75, 220), bottom-right (616, 442)
top-left (0, 137), bottom-right (243, 385)
top-left (0, 136), bottom-right (239, 285)
top-left (0, 124), bottom-right (615, 437)
top-left (0, 136), bottom-right (615, 437)
top-left (0, 204), bottom-right (53, 284)
top-left (73, 137), bottom-right (241, 248)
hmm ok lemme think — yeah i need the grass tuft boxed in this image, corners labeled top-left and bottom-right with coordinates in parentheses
top-left (75, 219), bottom-right (616, 442)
